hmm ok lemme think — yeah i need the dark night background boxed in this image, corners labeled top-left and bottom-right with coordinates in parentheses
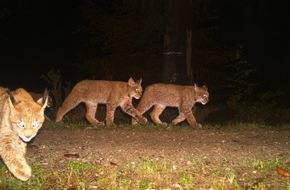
top-left (1, 0), bottom-right (290, 122)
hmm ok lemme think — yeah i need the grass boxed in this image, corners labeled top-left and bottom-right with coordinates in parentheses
top-left (1, 157), bottom-right (289, 189)
top-left (0, 122), bottom-right (290, 189)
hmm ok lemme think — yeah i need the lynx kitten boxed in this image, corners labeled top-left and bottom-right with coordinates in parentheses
top-left (56, 78), bottom-right (147, 127)
top-left (132, 83), bottom-right (209, 128)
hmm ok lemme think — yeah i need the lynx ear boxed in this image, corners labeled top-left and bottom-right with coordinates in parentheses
top-left (7, 89), bottom-right (20, 111)
top-left (128, 77), bottom-right (135, 86)
top-left (37, 88), bottom-right (48, 108)
top-left (7, 89), bottom-right (17, 105)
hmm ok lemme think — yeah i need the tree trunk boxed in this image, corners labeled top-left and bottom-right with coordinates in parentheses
top-left (162, 0), bottom-right (192, 85)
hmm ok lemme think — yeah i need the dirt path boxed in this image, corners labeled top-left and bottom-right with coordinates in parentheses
top-left (26, 125), bottom-right (290, 169)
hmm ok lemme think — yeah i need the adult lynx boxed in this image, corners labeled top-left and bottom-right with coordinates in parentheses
top-left (55, 78), bottom-right (147, 127)
top-left (132, 83), bottom-right (209, 128)
top-left (0, 87), bottom-right (48, 181)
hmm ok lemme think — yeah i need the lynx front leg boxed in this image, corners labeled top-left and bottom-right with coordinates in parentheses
top-left (0, 137), bottom-right (31, 181)
top-left (132, 101), bottom-right (152, 126)
top-left (172, 112), bottom-right (186, 125)
top-left (181, 107), bottom-right (202, 129)
top-left (150, 105), bottom-right (167, 127)
top-left (121, 102), bottom-right (147, 125)
top-left (85, 102), bottom-right (104, 126)
top-left (132, 115), bottom-right (148, 125)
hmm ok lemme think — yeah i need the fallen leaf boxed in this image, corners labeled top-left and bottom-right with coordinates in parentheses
top-left (64, 153), bottom-right (80, 158)
top-left (68, 180), bottom-right (79, 190)
top-left (276, 166), bottom-right (290, 177)
top-left (109, 161), bottom-right (117, 166)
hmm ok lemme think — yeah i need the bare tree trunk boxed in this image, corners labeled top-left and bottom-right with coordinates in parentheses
top-left (162, 0), bottom-right (192, 85)
top-left (186, 30), bottom-right (193, 84)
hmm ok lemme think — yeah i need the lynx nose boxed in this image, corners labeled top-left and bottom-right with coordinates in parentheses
top-left (24, 134), bottom-right (32, 138)
top-left (21, 129), bottom-right (35, 142)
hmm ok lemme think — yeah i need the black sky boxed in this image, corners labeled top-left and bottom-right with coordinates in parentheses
top-left (1, 0), bottom-right (80, 91)
top-left (216, 0), bottom-right (290, 94)
top-left (1, 0), bottom-right (290, 100)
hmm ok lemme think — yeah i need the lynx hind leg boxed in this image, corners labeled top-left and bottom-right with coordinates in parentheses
top-left (172, 112), bottom-right (186, 125)
top-left (105, 104), bottom-right (117, 127)
top-left (150, 105), bottom-right (167, 127)
top-left (85, 102), bottom-right (104, 126)
top-left (55, 93), bottom-right (82, 122)
top-left (0, 138), bottom-right (31, 181)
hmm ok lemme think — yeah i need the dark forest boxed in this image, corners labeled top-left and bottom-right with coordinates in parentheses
top-left (1, 0), bottom-right (290, 124)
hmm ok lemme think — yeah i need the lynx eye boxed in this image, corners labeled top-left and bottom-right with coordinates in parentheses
top-left (135, 89), bottom-right (139, 92)
top-left (32, 121), bottom-right (41, 128)
top-left (203, 94), bottom-right (207, 98)
top-left (17, 121), bottom-right (26, 128)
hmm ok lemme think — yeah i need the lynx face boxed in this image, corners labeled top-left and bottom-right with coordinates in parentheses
top-left (10, 114), bottom-right (45, 142)
top-left (9, 89), bottom-right (48, 142)
top-left (128, 79), bottom-right (143, 99)
top-left (194, 85), bottom-right (209, 105)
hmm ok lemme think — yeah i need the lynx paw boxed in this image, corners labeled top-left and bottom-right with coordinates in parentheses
top-left (105, 123), bottom-right (114, 127)
top-left (191, 123), bottom-right (202, 129)
top-left (156, 122), bottom-right (168, 127)
top-left (137, 116), bottom-right (148, 124)
top-left (132, 118), bottom-right (138, 126)
top-left (92, 121), bottom-right (105, 126)
top-left (14, 165), bottom-right (32, 181)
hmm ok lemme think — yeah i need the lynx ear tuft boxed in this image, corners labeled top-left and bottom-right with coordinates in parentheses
top-left (37, 88), bottom-right (48, 108)
top-left (7, 89), bottom-right (20, 111)
top-left (7, 89), bottom-right (19, 105)
top-left (137, 78), bottom-right (142, 84)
